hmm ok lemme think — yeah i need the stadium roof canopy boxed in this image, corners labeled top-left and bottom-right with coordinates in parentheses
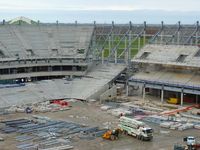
top-left (8, 16), bottom-right (37, 25)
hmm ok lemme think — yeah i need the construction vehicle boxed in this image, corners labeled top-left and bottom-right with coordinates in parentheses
top-left (118, 116), bottom-right (153, 141)
top-left (174, 136), bottom-right (200, 150)
top-left (102, 128), bottom-right (121, 140)
top-left (167, 97), bottom-right (179, 104)
top-left (183, 136), bottom-right (200, 150)
top-left (184, 136), bottom-right (196, 146)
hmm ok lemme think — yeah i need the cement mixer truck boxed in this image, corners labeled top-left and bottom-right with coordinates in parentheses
top-left (118, 116), bottom-right (153, 141)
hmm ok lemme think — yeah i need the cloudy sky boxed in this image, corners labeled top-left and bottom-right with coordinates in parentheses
top-left (0, 0), bottom-right (199, 23)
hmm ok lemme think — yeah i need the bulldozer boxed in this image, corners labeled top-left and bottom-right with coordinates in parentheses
top-left (102, 128), bottom-right (121, 140)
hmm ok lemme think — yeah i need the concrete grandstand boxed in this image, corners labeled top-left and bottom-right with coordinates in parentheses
top-left (128, 21), bottom-right (200, 106)
top-left (0, 63), bottom-right (125, 108)
top-left (0, 19), bottom-right (200, 107)
top-left (129, 22), bottom-right (200, 105)
top-left (0, 24), bottom-right (94, 80)
top-left (0, 18), bottom-right (128, 108)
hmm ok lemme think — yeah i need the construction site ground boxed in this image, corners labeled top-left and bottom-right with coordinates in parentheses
top-left (0, 100), bottom-right (200, 150)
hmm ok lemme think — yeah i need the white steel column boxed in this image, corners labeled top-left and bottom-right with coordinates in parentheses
top-left (196, 21), bottom-right (199, 45)
top-left (177, 21), bottom-right (181, 45)
top-left (126, 82), bottom-right (129, 96)
top-left (160, 31), bottom-right (163, 44)
top-left (142, 85), bottom-right (146, 100)
top-left (161, 89), bottom-right (164, 103)
top-left (128, 22), bottom-right (132, 64)
top-left (138, 36), bottom-right (141, 50)
top-left (161, 21), bottom-right (164, 44)
top-left (180, 91), bottom-right (183, 106)
top-left (177, 32), bottom-right (180, 45)
top-left (102, 50), bottom-right (104, 64)
top-left (143, 21), bottom-right (146, 45)
top-left (125, 35), bottom-right (127, 65)
top-left (108, 35), bottom-right (111, 57)
top-left (114, 50), bottom-right (117, 64)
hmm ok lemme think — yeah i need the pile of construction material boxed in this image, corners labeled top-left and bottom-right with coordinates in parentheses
top-left (5, 99), bottom-right (72, 114)
top-left (142, 114), bottom-right (200, 131)
top-left (143, 115), bottom-right (168, 125)
top-left (107, 106), bottom-right (132, 117)
top-left (101, 104), bottom-right (132, 117)
top-left (191, 109), bottom-right (200, 116)
top-left (160, 121), bottom-right (194, 131)
top-left (194, 123), bottom-right (200, 130)
top-left (100, 101), bottom-right (165, 117)
top-left (100, 99), bottom-right (200, 132)
top-left (100, 101), bottom-right (200, 131)
top-left (0, 116), bottom-right (107, 150)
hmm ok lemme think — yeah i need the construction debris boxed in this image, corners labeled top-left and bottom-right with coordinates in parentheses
top-left (5, 100), bottom-right (71, 114)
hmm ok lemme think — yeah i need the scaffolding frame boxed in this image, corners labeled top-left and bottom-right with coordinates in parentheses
top-left (90, 21), bottom-right (200, 67)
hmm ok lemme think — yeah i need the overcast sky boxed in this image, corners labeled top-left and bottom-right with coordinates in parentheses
top-left (0, 0), bottom-right (199, 23)
top-left (0, 0), bottom-right (200, 11)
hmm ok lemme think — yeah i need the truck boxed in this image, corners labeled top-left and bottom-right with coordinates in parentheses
top-left (184, 136), bottom-right (196, 146)
top-left (118, 116), bottom-right (153, 141)
top-left (183, 136), bottom-right (200, 150)
top-left (175, 136), bottom-right (200, 150)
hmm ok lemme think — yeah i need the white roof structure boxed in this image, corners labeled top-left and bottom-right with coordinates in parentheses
top-left (9, 16), bottom-right (33, 24)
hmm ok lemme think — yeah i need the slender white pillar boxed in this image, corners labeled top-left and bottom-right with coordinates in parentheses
top-left (142, 86), bottom-right (146, 100)
top-left (126, 83), bottom-right (129, 96)
top-left (161, 89), bottom-right (164, 103)
top-left (180, 92), bottom-right (183, 106)
top-left (102, 50), bottom-right (104, 64)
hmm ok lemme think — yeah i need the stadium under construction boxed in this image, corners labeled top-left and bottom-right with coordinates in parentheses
top-left (0, 18), bottom-right (199, 107)
top-left (1, 17), bottom-right (200, 150)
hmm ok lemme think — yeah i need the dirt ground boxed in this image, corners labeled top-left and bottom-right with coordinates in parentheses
top-left (0, 101), bottom-right (199, 150)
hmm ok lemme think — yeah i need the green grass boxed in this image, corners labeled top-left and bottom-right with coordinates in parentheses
top-left (96, 36), bottom-right (149, 58)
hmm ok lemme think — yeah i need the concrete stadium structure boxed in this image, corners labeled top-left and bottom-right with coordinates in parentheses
top-left (0, 20), bottom-right (127, 108)
top-left (129, 44), bottom-right (200, 105)
top-left (0, 24), bottom-right (94, 80)
top-left (94, 21), bottom-right (200, 106)
top-left (0, 19), bottom-right (200, 107)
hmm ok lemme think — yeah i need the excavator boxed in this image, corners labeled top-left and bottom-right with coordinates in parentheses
top-left (102, 128), bottom-right (121, 140)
